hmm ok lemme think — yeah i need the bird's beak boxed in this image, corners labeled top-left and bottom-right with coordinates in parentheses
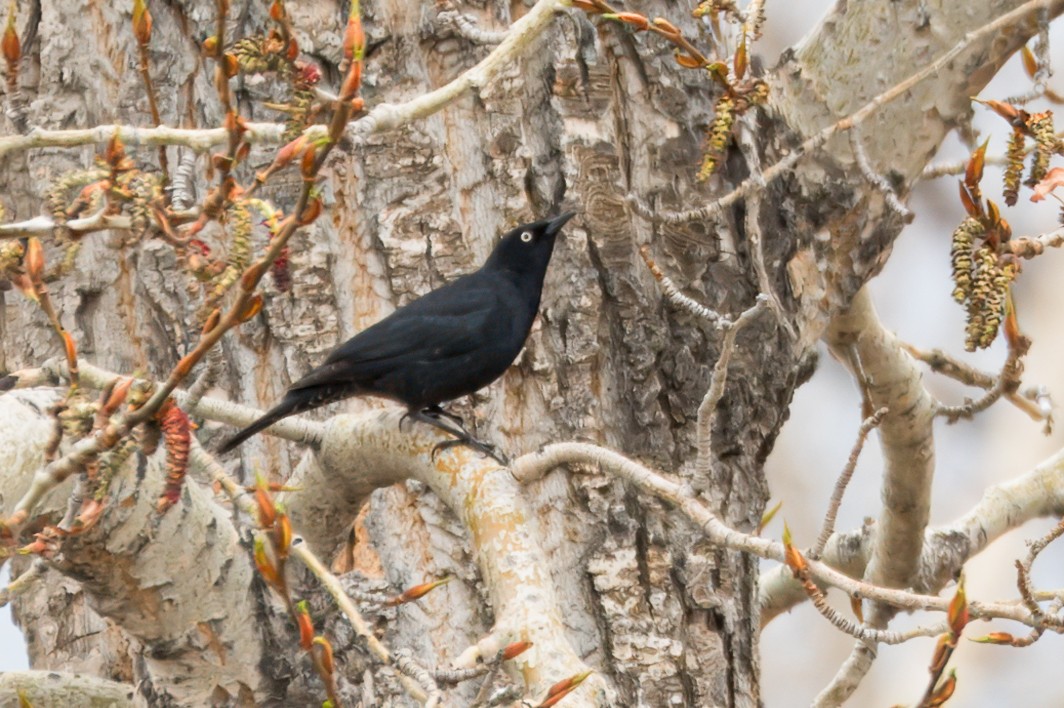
top-left (545, 211), bottom-right (576, 237)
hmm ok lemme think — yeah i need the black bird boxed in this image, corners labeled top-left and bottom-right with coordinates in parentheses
top-left (218, 211), bottom-right (575, 460)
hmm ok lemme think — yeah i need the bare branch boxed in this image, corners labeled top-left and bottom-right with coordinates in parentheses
top-left (632, 0), bottom-right (1057, 225)
top-left (437, 9), bottom-right (508, 45)
top-left (736, 117), bottom-right (796, 339)
top-left (904, 342), bottom-right (1052, 426)
top-left (512, 442), bottom-right (1053, 630)
top-left (760, 443), bottom-right (1064, 624)
top-left (811, 407), bottom-right (888, 559)
top-left (0, 0), bottom-right (564, 161)
top-left (849, 129), bottom-right (913, 222)
top-left (822, 287), bottom-right (938, 701)
top-left (696, 297), bottom-right (768, 483)
top-left (191, 441), bottom-right (431, 704)
top-left (638, 245), bottom-right (722, 325)
top-left (1007, 226), bottom-right (1064, 258)
top-left (0, 671), bottom-right (133, 707)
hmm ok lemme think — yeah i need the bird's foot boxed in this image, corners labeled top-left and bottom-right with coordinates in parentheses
top-left (422, 404), bottom-right (466, 428)
top-left (431, 436), bottom-right (509, 466)
top-left (408, 407), bottom-right (509, 465)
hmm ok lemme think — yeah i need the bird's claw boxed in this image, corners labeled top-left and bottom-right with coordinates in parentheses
top-left (431, 438), bottom-right (509, 465)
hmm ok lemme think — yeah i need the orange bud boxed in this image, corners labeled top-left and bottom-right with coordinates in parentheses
top-left (202, 35), bottom-right (219, 57)
top-left (269, 0), bottom-right (285, 21)
top-left (947, 578), bottom-right (968, 637)
top-left (1020, 45), bottom-right (1038, 79)
top-left (239, 293), bottom-right (264, 323)
top-left (223, 52), bottom-right (239, 78)
top-left (132, 0), bottom-right (153, 46)
top-left (958, 182), bottom-right (980, 218)
top-left (296, 600), bottom-right (314, 649)
top-left (2, 7), bottom-right (19, 65)
top-left (614, 12), bottom-right (649, 30)
top-left (1003, 291), bottom-right (1022, 349)
top-left (502, 640), bottom-right (533, 660)
top-left (211, 152), bottom-right (234, 172)
top-left (706, 62), bottom-right (730, 85)
top-left (986, 201), bottom-right (1001, 233)
top-left (349, 96), bottom-right (365, 112)
top-left (977, 98), bottom-right (1021, 122)
top-left (734, 36), bottom-right (748, 80)
top-left (241, 262), bottom-right (269, 291)
top-left (675, 52), bottom-right (703, 69)
top-left (103, 377), bottom-right (134, 415)
top-left (172, 353), bottom-right (195, 379)
top-left (253, 537), bottom-right (283, 588)
top-left (300, 143), bottom-right (317, 178)
top-left (972, 631), bottom-right (1015, 644)
top-left (546, 670), bottom-right (592, 698)
top-left (928, 633), bottom-right (951, 674)
top-left (965, 139), bottom-right (988, 188)
top-left (286, 38), bottom-right (299, 62)
top-left (272, 135), bottom-right (307, 170)
top-left (255, 482), bottom-right (277, 528)
top-left (651, 17), bottom-right (680, 36)
top-left (781, 524), bottom-right (807, 574)
top-left (201, 308), bottom-right (221, 335)
top-left (385, 576), bottom-right (452, 606)
top-left (274, 513), bottom-right (292, 557)
top-left (25, 237), bottom-right (44, 283)
top-left (340, 61), bottom-right (362, 101)
top-left (61, 330), bottom-right (78, 369)
top-left (312, 636), bottom-right (335, 674)
top-left (927, 670), bottom-right (957, 707)
top-left (297, 197), bottom-right (322, 226)
top-left (849, 595), bottom-right (864, 623)
top-left (342, 12), bottom-right (364, 61)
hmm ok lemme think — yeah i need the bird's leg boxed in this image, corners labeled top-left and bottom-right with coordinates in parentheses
top-left (422, 404), bottom-right (466, 428)
top-left (406, 408), bottom-right (509, 465)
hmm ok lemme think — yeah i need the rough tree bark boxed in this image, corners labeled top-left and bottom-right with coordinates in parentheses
top-left (1, 0), bottom-right (1061, 706)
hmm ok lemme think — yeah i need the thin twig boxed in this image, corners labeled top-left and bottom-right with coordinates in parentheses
top-left (512, 442), bottom-right (1059, 629)
top-left (1016, 519), bottom-right (1064, 619)
top-left (631, 0), bottom-right (1056, 225)
top-left (1007, 226), bottom-right (1064, 258)
top-left (904, 342), bottom-right (1052, 426)
top-left (638, 245), bottom-right (722, 324)
top-left (437, 9), bottom-right (507, 45)
top-left (695, 297), bottom-right (768, 484)
top-left (736, 117), bottom-right (795, 339)
top-left (936, 344), bottom-right (1026, 423)
top-left (0, 0), bottom-right (565, 160)
top-left (849, 128), bottom-right (912, 222)
top-left (189, 442), bottom-right (430, 704)
top-left (0, 207), bottom-right (198, 240)
top-left (811, 407), bottom-right (888, 560)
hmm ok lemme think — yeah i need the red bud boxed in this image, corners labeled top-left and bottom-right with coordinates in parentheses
top-left (2, 8), bottom-right (19, 65)
top-left (132, 0), bottom-right (153, 45)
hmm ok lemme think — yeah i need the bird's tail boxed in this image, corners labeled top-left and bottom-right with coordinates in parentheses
top-left (216, 394), bottom-right (307, 455)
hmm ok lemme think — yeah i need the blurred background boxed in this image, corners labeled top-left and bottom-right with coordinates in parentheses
top-left (760, 1), bottom-right (1064, 705)
top-left (2, 2), bottom-right (1062, 706)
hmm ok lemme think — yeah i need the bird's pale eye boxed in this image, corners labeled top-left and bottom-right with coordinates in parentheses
top-left (520, 231), bottom-right (533, 243)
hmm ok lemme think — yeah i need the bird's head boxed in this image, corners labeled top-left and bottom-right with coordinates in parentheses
top-left (483, 211), bottom-right (575, 275)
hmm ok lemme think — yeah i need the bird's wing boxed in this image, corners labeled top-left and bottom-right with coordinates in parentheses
top-left (288, 276), bottom-right (506, 391)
